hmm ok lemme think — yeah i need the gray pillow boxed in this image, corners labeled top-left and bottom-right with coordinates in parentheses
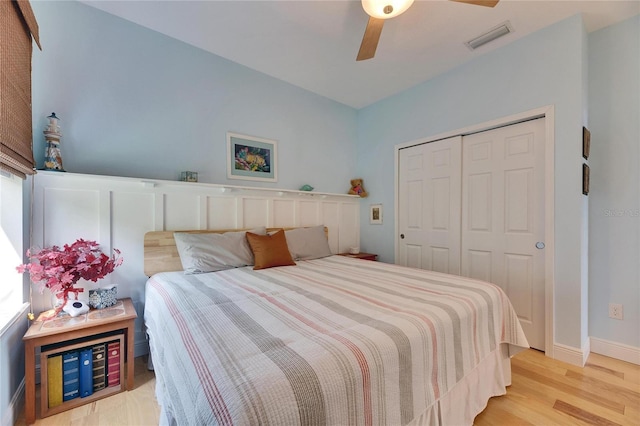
top-left (174, 227), bottom-right (267, 274)
top-left (285, 225), bottom-right (332, 260)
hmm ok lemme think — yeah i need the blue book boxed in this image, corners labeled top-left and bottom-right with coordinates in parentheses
top-left (79, 348), bottom-right (93, 398)
top-left (62, 351), bottom-right (79, 401)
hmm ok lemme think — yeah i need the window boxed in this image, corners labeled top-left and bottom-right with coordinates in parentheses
top-left (0, 171), bottom-right (27, 331)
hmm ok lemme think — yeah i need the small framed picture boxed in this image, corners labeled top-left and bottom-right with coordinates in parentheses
top-left (582, 127), bottom-right (590, 160)
top-left (583, 163), bottom-right (590, 196)
top-left (227, 132), bottom-right (277, 182)
top-left (370, 204), bottom-right (383, 224)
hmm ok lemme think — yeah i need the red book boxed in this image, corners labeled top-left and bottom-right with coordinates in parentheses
top-left (107, 341), bottom-right (120, 387)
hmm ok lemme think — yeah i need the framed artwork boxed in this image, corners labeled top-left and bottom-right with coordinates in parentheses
top-left (370, 204), bottom-right (383, 224)
top-left (583, 163), bottom-right (590, 195)
top-left (582, 127), bottom-right (591, 160)
top-left (227, 132), bottom-right (277, 182)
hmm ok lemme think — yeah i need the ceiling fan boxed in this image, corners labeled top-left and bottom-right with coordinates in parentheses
top-left (357, 0), bottom-right (500, 61)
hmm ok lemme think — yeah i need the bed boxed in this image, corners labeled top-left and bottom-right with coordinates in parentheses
top-left (143, 226), bottom-right (529, 425)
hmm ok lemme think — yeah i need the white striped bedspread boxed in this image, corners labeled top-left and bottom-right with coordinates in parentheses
top-left (144, 255), bottom-right (529, 426)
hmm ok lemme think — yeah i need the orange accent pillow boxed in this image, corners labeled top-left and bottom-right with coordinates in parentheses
top-left (246, 229), bottom-right (296, 270)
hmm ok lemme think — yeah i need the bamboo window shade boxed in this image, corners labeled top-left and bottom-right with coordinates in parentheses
top-left (0, 0), bottom-right (41, 178)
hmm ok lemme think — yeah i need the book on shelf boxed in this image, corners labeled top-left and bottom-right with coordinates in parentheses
top-left (79, 348), bottom-right (93, 398)
top-left (42, 334), bottom-right (123, 410)
top-left (47, 355), bottom-right (63, 408)
top-left (62, 351), bottom-right (79, 401)
top-left (107, 340), bottom-right (120, 387)
top-left (92, 343), bottom-right (106, 392)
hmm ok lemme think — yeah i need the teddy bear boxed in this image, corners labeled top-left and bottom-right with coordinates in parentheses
top-left (348, 178), bottom-right (368, 198)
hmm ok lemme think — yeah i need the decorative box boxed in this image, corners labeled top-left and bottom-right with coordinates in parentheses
top-left (180, 171), bottom-right (198, 182)
top-left (88, 285), bottom-right (118, 309)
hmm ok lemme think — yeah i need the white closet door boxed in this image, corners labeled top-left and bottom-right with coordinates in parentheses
top-left (398, 136), bottom-right (462, 274)
top-left (461, 118), bottom-right (546, 350)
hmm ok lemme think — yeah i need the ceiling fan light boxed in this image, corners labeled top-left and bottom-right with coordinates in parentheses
top-left (362, 0), bottom-right (415, 20)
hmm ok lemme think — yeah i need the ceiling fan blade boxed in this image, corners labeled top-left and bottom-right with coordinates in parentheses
top-left (357, 17), bottom-right (385, 61)
top-left (450, 0), bottom-right (500, 7)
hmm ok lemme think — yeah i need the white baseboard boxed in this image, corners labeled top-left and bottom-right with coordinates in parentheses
top-left (553, 343), bottom-right (586, 367)
top-left (582, 337), bottom-right (590, 366)
top-left (590, 337), bottom-right (640, 365)
top-left (3, 378), bottom-right (25, 426)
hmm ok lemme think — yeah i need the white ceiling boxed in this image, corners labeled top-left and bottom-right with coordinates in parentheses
top-left (82, 0), bottom-right (639, 109)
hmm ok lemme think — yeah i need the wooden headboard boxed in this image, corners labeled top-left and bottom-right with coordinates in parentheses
top-left (144, 227), bottom-right (328, 276)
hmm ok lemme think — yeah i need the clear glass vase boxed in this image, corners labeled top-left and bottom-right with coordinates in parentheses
top-left (50, 291), bottom-right (65, 310)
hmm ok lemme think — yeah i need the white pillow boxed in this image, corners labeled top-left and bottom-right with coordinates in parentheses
top-left (174, 227), bottom-right (267, 274)
top-left (285, 226), bottom-right (332, 260)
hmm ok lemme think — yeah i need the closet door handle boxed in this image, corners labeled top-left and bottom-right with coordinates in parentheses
top-left (400, 234), bottom-right (405, 239)
top-left (535, 242), bottom-right (545, 249)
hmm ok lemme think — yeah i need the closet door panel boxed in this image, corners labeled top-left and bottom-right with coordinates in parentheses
top-left (467, 173), bottom-right (492, 232)
top-left (431, 247), bottom-right (451, 274)
top-left (505, 253), bottom-right (534, 323)
top-left (467, 250), bottom-right (492, 283)
top-left (398, 136), bottom-right (461, 274)
top-left (432, 177), bottom-right (451, 230)
top-left (505, 169), bottom-right (533, 233)
top-left (405, 244), bottom-right (423, 269)
top-left (461, 118), bottom-right (546, 350)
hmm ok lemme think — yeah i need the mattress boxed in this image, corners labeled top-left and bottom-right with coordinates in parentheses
top-left (144, 255), bottom-right (529, 425)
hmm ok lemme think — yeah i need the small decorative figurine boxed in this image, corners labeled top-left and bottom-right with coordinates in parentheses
top-left (348, 178), bottom-right (368, 197)
top-left (299, 184), bottom-right (314, 191)
top-left (43, 112), bottom-right (65, 171)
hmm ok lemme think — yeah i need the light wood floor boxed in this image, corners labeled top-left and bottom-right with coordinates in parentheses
top-left (15, 350), bottom-right (640, 425)
top-left (475, 349), bottom-right (639, 426)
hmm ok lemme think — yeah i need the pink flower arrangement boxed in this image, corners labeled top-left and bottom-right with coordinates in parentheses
top-left (17, 239), bottom-right (123, 316)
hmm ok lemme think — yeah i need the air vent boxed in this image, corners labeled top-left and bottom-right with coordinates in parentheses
top-left (465, 21), bottom-right (513, 50)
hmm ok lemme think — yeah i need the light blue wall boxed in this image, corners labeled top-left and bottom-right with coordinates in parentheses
top-left (356, 15), bottom-right (588, 349)
top-left (588, 15), bottom-right (640, 348)
top-left (30, 1), bottom-right (357, 194)
top-left (24, 1), bottom-right (639, 355)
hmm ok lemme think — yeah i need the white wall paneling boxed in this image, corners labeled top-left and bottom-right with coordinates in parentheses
top-left (31, 171), bottom-right (360, 355)
top-left (273, 199), bottom-right (296, 228)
